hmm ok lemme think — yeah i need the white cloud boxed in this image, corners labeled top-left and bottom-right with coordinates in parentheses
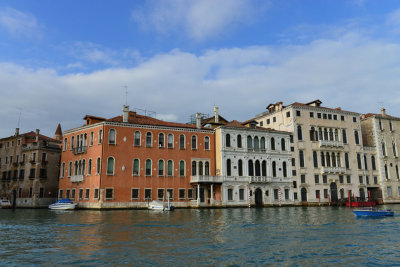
top-left (0, 7), bottom-right (42, 39)
top-left (387, 8), bottom-right (400, 34)
top-left (132, 0), bottom-right (265, 41)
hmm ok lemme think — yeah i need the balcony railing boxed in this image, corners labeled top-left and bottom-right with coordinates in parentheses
top-left (73, 146), bottom-right (87, 155)
top-left (319, 140), bottom-right (344, 148)
top-left (190, 175), bottom-right (224, 183)
top-left (71, 174), bottom-right (84, 182)
top-left (247, 148), bottom-right (267, 153)
top-left (321, 167), bottom-right (346, 174)
top-left (250, 176), bottom-right (271, 183)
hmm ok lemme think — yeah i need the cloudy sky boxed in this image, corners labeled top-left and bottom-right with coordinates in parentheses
top-left (1, 0), bottom-right (400, 137)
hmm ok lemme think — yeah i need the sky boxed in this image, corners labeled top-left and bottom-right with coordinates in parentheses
top-left (1, 0), bottom-right (400, 138)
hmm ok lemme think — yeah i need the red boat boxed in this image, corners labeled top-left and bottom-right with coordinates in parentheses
top-left (346, 201), bottom-right (376, 207)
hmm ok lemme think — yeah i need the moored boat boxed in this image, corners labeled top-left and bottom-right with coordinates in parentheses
top-left (353, 207), bottom-right (394, 217)
top-left (148, 200), bottom-right (174, 211)
top-left (0, 198), bottom-right (12, 209)
top-left (48, 199), bottom-right (77, 210)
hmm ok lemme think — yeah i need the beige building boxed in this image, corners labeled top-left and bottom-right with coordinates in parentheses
top-left (0, 126), bottom-right (62, 207)
top-left (361, 109), bottom-right (400, 203)
top-left (254, 100), bottom-right (367, 204)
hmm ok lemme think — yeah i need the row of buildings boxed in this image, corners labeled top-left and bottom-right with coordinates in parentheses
top-left (1, 100), bottom-right (400, 208)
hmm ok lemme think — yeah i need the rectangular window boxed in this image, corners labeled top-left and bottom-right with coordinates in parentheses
top-left (267, 119), bottom-right (270, 124)
top-left (158, 188), bottom-right (165, 200)
top-left (260, 121), bottom-right (263, 126)
top-left (294, 192), bottom-right (298, 200)
top-left (85, 189), bottom-right (90, 199)
top-left (94, 188), bottom-right (99, 199)
top-left (374, 176), bottom-right (378, 184)
top-left (58, 189), bottom-right (62, 199)
top-left (19, 169), bottom-right (24, 180)
top-left (179, 189), bottom-right (186, 199)
top-left (273, 117), bottom-right (276, 122)
top-left (324, 189), bottom-right (328, 198)
top-left (167, 189), bottom-right (174, 199)
top-left (293, 181), bottom-right (297, 188)
top-left (314, 175), bottom-right (319, 184)
top-left (66, 189), bottom-right (70, 199)
top-left (353, 117), bottom-right (357, 122)
top-left (296, 110), bottom-right (301, 117)
top-left (79, 188), bottom-right (83, 199)
top-left (274, 189), bottom-right (279, 200)
top-left (387, 186), bottom-right (392, 197)
top-left (366, 176), bottom-right (369, 185)
top-left (359, 176), bottom-right (363, 184)
top-left (228, 188), bottom-right (233, 201)
top-left (145, 189), bottom-right (152, 200)
top-left (323, 113), bottom-right (327, 119)
top-left (323, 175), bottom-right (327, 184)
top-left (328, 114), bottom-right (332, 120)
top-left (301, 175), bottom-right (305, 184)
top-left (316, 190), bottom-right (320, 199)
top-left (239, 189), bottom-right (244, 200)
top-left (29, 168), bottom-right (35, 179)
top-left (187, 189), bottom-right (194, 199)
top-left (131, 188), bottom-right (139, 199)
top-left (284, 189), bottom-right (289, 200)
top-left (347, 175), bottom-right (351, 184)
top-left (71, 189), bottom-right (76, 199)
top-left (317, 113), bottom-right (321, 118)
top-left (286, 111), bottom-right (291, 118)
top-left (341, 115), bottom-right (345, 121)
top-left (309, 112), bottom-right (314, 118)
top-left (105, 188), bottom-right (113, 200)
top-left (339, 175), bottom-right (343, 183)
top-left (39, 188), bottom-right (44, 198)
top-left (39, 168), bottom-right (47, 178)
top-left (333, 115), bottom-right (337, 120)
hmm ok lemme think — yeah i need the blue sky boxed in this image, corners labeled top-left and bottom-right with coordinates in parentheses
top-left (1, 0), bottom-right (400, 137)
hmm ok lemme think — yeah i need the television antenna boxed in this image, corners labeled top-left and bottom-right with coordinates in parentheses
top-left (17, 108), bottom-right (22, 128)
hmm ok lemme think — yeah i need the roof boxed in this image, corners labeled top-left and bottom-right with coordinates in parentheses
top-left (55, 123), bottom-right (62, 136)
top-left (201, 115), bottom-right (229, 126)
top-left (0, 131), bottom-right (60, 143)
top-left (220, 120), bottom-right (289, 134)
top-left (83, 115), bottom-right (106, 121)
top-left (361, 113), bottom-right (399, 120)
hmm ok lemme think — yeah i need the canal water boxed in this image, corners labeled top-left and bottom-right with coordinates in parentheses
top-left (1, 206), bottom-right (400, 266)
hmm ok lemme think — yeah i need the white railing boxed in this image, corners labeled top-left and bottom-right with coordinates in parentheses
top-left (250, 176), bottom-right (271, 183)
top-left (319, 140), bottom-right (344, 147)
top-left (190, 175), bottom-right (224, 183)
top-left (70, 174), bottom-right (84, 182)
top-left (224, 176), bottom-right (251, 183)
top-left (321, 167), bottom-right (346, 174)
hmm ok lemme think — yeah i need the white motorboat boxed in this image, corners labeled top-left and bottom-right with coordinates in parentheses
top-left (48, 199), bottom-right (77, 210)
top-left (148, 199), bottom-right (174, 211)
top-left (0, 198), bottom-right (12, 209)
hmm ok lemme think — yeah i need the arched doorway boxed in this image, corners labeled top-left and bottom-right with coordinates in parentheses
top-left (255, 188), bottom-right (263, 206)
top-left (330, 183), bottom-right (338, 202)
top-left (301, 188), bottom-right (307, 202)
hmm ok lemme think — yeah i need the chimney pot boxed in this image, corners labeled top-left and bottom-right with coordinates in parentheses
top-left (196, 113), bottom-right (201, 129)
top-left (214, 106), bottom-right (219, 123)
top-left (123, 105), bottom-right (129, 123)
top-left (35, 129), bottom-right (40, 142)
top-left (15, 128), bottom-right (19, 136)
top-left (381, 108), bottom-right (386, 116)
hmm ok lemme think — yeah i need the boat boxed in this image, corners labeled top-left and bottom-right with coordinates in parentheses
top-left (48, 199), bottom-right (77, 210)
top-left (353, 207), bottom-right (394, 217)
top-left (148, 199), bottom-right (174, 211)
top-left (0, 198), bottom-right (12, 209)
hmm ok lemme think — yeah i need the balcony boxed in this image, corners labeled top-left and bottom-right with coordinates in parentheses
top-left (190, 175), bottom-right (224, 183)
top-left (250, 176), bottom-right (271, 183)
top-left (71, 175), bottom-right (84, 182)
top-left (321, 167), bottom-right (346, 174)
top-left (319, 140), bottom-right (344, 148)
top-left (224, 176), bottom-right (251, 183)
top-left (72, 146), bottom-right (87, 155)
top-left (247, 148), bottom-right (266, 153)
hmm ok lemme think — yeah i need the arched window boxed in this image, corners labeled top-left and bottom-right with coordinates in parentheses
top-left (332, 152), bottom-right (336, 167)
top-left (205, 162), bottom-right (209, 175)
top-left (371, 156), bottom-right (376, 170)
top-left (357, 154), bottom-right (362, 169)
top-left (96, 157), bottom-right (101, 174)
top-left (98, 130), bottom-right (103, 144)
top-left (107, 157), bottom-right (115, 175)
top-left (321, 152), bottom-right (325, 167)
top-left (133, 159), bottom-right (139, 175)
top-left (337, 153), bottom-right (341, 167)
top-left (271, 137), bottom-right (275, 150)
top-left (329, 129), bottom-right (333, 141)
top-left (255, 160), bottom-right (261, 176)
top-left (364, 154), bottom-right (368, 170)
top-left (281, 138), bottom-right (286, 151)
top-left (88, 159), bottom-right (92, 175)
top-left (158, 160), bottom-right (164, 176)
top-left (204, 136), bottom-right (210, 150)
top-left (393, 142), bottom-right (397, 157)
top-left (247, 136), bottom-right (253, 149)
top-left (74, 161), bottom-right (78, 175)
top-left (192, 161), bottom-right (197, 176)
top-left (262, 160), bottom-right (267, 176)
top-left (238, 160), bottom-right (243, 176)
top-left (237, 135), bottom-right (242, 148)
top-left (158, 133), bottom-right (165, 148)
top-left (146, 132), bottom-right (152, 147)
top-left (179, 134), bottom-right (185, 149)
top-left (145, 159), bottom-right (152, 176)
top-left (134, 131), bottom-right (141, 146)
top-left (226, 134), bottom-right (231, 147)
top-left (354, 131), bottom-right (360, 145)
top-left (199, 162), bottom-right (203, 175)
top-left (260, 137), bottom-right (265, 150)
top-left (227, 159), bottom-right (231, 176)
top-left (310, 127), bottom-right (315, 141)
top-left (191, 135), bottom-right (197, 149)
top-left (318, 128), bottom-right (323, 140)
top-left (254, 136), bottom-right (259, 150)
top-left (324, 128), bottom-right (328, 140)
top-left (109, 129), bottom-right (116, 144)
top-left (313, 151), bottom-right (318, 168)
top-left (167, 134), bottom-right (174, 148)
top-left (248, 160), bottom-right (254, 176)
top-left (299, 150), bottom-right (304, 167)
top-left (272, 161), bottom-right (277, 177)
top-left (382, 141), bottom-right (386, 156)
top-left (69, 162), bottom-right (72, 176)
top-left (283, 162), bottom-right (287, 177)
top-left (326, 153), bottom-right (331, 167)
top-left (334, 129), bottom-right (339, 141)
top-left (345, 153), bottom-right (349, 168)
top-left (396, 165), bottom-right (399, 179)
top-left (342, 129), bottom-right (347, 144)
top-left (385, 164), bottom-right (388, 179)
top-left (82, 159), bottom-right (86, 175)
top-left (167, 160), bottom-right (173, 176)
top-left (179, 161), bottom-right (185, 177)
top-left (297, 125), bottom-right (303, 141)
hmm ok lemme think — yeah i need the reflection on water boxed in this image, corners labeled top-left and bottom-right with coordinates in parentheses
top-left (1, 206), bottom-right (400, 266)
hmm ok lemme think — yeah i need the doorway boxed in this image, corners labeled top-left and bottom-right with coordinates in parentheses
top-left (255, 188), bottom-right (263, 206)
top-left (330, 183), bottom-right (338, 202)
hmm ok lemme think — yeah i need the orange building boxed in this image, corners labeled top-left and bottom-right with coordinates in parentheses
top-left (59, 106), bottom-right (219, 209)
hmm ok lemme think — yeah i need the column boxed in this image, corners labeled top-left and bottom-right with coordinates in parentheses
top-left (210, 184), bottom-right (214, 206)
top-left (197, 184), bottom-right (200, 205)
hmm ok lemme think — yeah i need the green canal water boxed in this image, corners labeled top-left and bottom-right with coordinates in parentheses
top-left (1, 206), bottom-right (400, 266)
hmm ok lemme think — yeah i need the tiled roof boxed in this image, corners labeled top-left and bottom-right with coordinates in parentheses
top-left (23, 132), bottom-right (61, 143)
top-left (222, 120), bottom-right (286, 133)
top-left (362, 113), bottom-right (398, 120)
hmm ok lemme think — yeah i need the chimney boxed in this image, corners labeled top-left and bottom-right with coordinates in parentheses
top-left (381, 108), bottom-right (386, 116)
top-left (35, 129), bottom-right (40, 142)
top-left (15, 128), bottom-right (19, 136)
top-left (196, 113), bottom-right (201, 129)
top-left (123, 105), bottom-right (129, 123)
top-left (214, 106), bottom-right (219, 123)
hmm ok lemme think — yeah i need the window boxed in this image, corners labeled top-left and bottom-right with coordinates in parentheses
top-left (314, 175), bottom-right (319, 184)
top-left (354, 131), bottom-right (359, 145)
top-left (90, 132), bottom-right (94, 146)
top-left (341, 115), bottom-right (345, 121)
top-left (339, 175), bottom-right (343, 183)
top-left (87, 159), bottom-right (92, 175)
top-left (286, 111), bottom-right (291, 118)
top-left (254, 136), bottom-right (259, 150)
top-left (63, 138), bottom-right (67, 151)
top-left (396, 165), bottom-right (399, 179)
top-left (39, 168), bottom-right (47, 178)
top-left (382, 141), bottom-right (386, 156)
top-left (323, 175), bottom-right (327, 184)
top-left (283, 162), bottom-right (287, 177)
top-left (366, 176), bottom-right (370, 185)
top-left (131, 189), bottom-right (139, 199)
top-left (359, 176), bottom-right (363, 184)
top-left (71, 136), bottom-right (75, 149)
top-left (188, 189), bottom-right (194, 199)
top-left (342, 129), bottom-right (347, 144)
top-left (69, 162), bottom-right (72, 176)
top-left (94, 189), bottom-right (99, 199)
top-left (146, 132), bottom-right (152, 147)
top-left (105, 188), bottom-right (113, 200)
top-left (267, 119), bottom-right (270, 124)
top-left (109, 129), bottom-right (116, 144)
top-left (357, 154), bottom-right (362, 169)
top-left (29, 168), bottom-right (35, 179)
top-left (158, 160), bottom-right (164, 176)
top-left (296, 110), bottom-right (301, 117)
top-left (133, 159), bottom-right (139, 175)
top-left (98, 130), bottom-right (103, 144)
top-left (167, 134), bottom-right (174, 148)
top-left (205, 162), bottom-right (209, 175)
top-left (61, 162), bottom-right (65, 178)
top-left (66, 189), bottom-right (70, 199)
top-left (301, 175), bottom-right (305, 183)
top-left (79, 188), bottom-right (83, 199)
top-left (228, 188), bottom-right (233, 201)
top-left (179, 135), bottom-right (185, 149)
top-left (158, 189), bottom-right (165, 200)
top-left (158, 133), bottom-right (165, 148)
top-left (85, 189), bottom-right (90, 199)
top-left (299, 150), bottom-right (304, 168)
top-left (281, 138), bottom-right (286, 151)
top-left (345, 153), bottom-right (349, 169)
top-left (96, 157), bottom-right (101, 174)
top-left (323, 113), bottom-right (327, 119)
top-left (374, 176), bottom-right (378, 184)
top-left (167, 160), bottom-right (173, 176)
top-left (191, 135), bottom-right (197, 149)
top-left (58, 189), bottom-right (63, 199)
top-left (237, 135), bottom-right (242, 148)
top-left (260, 137), bottom-right (266, 150)
top-left (272, 161), bottom-right (276, 177)
top-left (333, 115), bottom-right (337, 120)
top-left (107, 157), bottom-right (115, 175)
top-left (226, 159), bottom-right (231, 176)
top-left (179, 161), bottom-right (185, 177)
top-left (324, 189), bottom-right (328, 198)
top-left (226, 134), bottom-right (231, 147)
top-left (310, 112), bottom-right (314, 118)
top-left (347, 175), bottom-right (351, 184)
top-left (316, 190), bottom-right (320, 199)
top-left (19, 169), bottom-right (24, 180)
top-left (179, 189), bottom-right (186, 199)
top-left (145, 189), bottom-right (152, 200)
top-left (239, 188), bottom-right (245, 200)
top-left (379, 119), bottom-right (382, 130)
top-left (271, 138), bottom-right (275, 150)
top-left (134, 131), bottom-right (141, 146)
top-left (387, 186), bottom-right (392, 197)
top-left (364, 155), bottom-right (368, 170)
top-left (166, 189), bottom-right (173, 199)
top-left (145, 159), bottom-right (152, 176)
top-left (317, 113), bottom-right (322, 118)
top-left (313, 151), bottom-right (318, 168)
top-left (190, 161), bottom-right (196, 176)
top-left (297, 125), bottom-right (303, 141)
top-left (273, 117), bottom-right (276, 122)
top-left (238, 159), bottom-right (243, 176)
